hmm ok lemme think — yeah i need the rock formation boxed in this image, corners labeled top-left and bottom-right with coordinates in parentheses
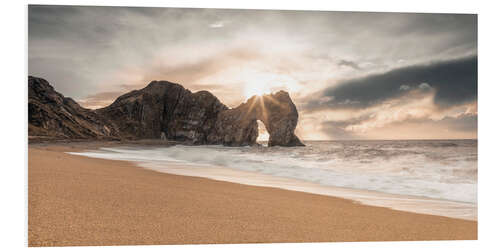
top-left (96, 80), bottom-right (228, 143)
top-left (210, 92), bottom-right (305, 146)
top-left (28, 76), bottom-right (305, 146)
top-left (28, 76), bottom-right (119, 140)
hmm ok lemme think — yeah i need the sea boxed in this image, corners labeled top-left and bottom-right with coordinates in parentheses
top-left (69, 139), bottom-right (477, 221)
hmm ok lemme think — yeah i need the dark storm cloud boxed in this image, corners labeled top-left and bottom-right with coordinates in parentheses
top-left (307, 55), bottom-right (477, 110)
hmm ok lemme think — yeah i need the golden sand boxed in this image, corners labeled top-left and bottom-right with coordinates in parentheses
top-left (28, 143), bottom-right (477, 246)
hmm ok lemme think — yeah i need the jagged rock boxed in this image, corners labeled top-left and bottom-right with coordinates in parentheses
top-left (28, 76), bottom-right (305, 146)
top-left (28, 76), bottom-right (119, 140)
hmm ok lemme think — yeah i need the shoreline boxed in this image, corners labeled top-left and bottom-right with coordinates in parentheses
top-left (69, 143), bottom-right (477, 221)
top-left (143, 164), bottom-right (478, 221)
top-left (28, 142), bottom-right (477, 246)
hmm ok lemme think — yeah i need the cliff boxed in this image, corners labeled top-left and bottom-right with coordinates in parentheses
top-left (28, 76), bottom-right (304, 146)
top-left (28, 76), bottom-right (119, 140)
top-left (96, 80), bottom-right (228, 143)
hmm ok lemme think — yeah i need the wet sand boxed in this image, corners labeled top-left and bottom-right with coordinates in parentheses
top-left (28, 142), bottom-right (477, 246)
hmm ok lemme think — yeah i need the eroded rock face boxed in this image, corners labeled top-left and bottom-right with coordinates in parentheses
top-left (28, 76), bottom-right (304, 146)
top-left (96, 80), bottom-right (228, 143)
top-left (211, 91), bottom-right (305, 146)
top-left (28, 76), bottom-right (119, 140)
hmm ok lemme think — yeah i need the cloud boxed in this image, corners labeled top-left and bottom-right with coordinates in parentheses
top-left (78, 91), bottom-right (123, 109)
top-left (306, 55), bottom-right (477, 111)
top-left (300, 86), bottom-right (477, 140)
top-left (418, 82), bottom-right (431, 89)
top-left (341, 89), bottom-right (439, 133)
top-left (399, 84), bottom-right (410, 91)
top-left (320, 116), bottom-right (370, 140)
top-left (146, 48), bottom-right (261, 84)
top-left (209, 21), bottom-right (226, 28)
top-left (338, 59), bottom-right (361, 70)
top-left (320, 104), bottom-right (477, 140)
top-left (437, 113), bottom-right (477, 132)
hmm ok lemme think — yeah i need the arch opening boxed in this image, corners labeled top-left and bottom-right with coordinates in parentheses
top-left (256, 119), bottom-right (269, 146)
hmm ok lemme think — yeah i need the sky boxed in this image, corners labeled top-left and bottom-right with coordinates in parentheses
top-left (28, 5), bottom-right (477, 140)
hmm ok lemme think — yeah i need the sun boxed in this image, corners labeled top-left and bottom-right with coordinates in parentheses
top-left (241, 71), bottom-right (302, 100)
top-left (243, 82), bottom-right (272, 99)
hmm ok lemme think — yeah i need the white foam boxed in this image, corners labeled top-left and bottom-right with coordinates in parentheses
top-left (75, 142), bottom-right (477, 203)
top-left (68, 142), bottom-right (477, 221)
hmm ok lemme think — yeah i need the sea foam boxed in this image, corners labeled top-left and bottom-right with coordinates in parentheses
top-left (69, 140), bottom-right (477, 220)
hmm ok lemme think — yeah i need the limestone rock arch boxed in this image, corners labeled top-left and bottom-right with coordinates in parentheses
top-left (211, 91), bottom-right (305, 147)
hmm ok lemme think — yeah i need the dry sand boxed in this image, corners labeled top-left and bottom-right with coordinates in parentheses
top-left (28, 142), bottom-right (477, 246)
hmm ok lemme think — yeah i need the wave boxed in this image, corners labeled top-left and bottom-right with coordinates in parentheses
top-left (75, 140), bottom-right (477, 204)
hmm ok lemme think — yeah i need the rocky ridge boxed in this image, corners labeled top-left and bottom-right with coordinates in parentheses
top-left (28, 76), bottom-right (304, 146)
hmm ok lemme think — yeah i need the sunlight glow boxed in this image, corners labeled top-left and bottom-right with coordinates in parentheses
top-left (256, 120), bottom-right (269, 141)
top-left (240, 71), bottom-right (301, 100)
top-left (243, 82), bottom-right (272, 99)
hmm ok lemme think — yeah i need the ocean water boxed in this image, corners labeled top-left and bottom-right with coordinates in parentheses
top-left (69, 140), bottom-right (477, 220)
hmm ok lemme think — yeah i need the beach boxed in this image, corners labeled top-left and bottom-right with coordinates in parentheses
top-left (28, 142), bottom-right (477, 246)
